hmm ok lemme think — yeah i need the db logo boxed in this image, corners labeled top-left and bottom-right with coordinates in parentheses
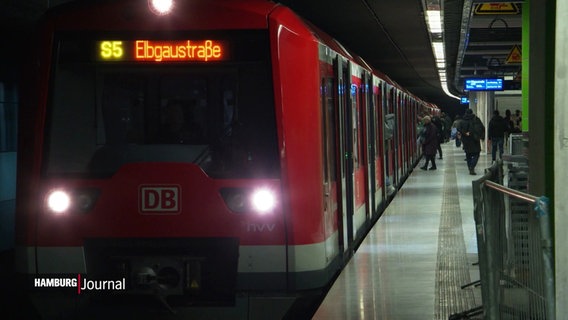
top-left (139, 185), bottom-right (181, 214)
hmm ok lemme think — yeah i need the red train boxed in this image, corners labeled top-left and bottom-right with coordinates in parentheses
top-left (15, 0), bottom-right (439, 317)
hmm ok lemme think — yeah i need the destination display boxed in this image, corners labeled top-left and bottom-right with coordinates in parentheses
top-left (464, 78), bottom-right (504, 91)
top-left (97, 39), bottom-right (229, 62)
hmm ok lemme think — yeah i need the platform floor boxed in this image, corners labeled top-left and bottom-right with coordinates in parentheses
top-left (313, 142), bottom-right (491, 320)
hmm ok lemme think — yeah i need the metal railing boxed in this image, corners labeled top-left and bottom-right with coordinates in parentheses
top-left (469, 160), bottom-right (554, 319)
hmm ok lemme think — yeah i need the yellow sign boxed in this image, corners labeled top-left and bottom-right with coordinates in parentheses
top-left (506, 45), bottom-right (522, 64)
top-left (474, 3), bottom-right (520, 15)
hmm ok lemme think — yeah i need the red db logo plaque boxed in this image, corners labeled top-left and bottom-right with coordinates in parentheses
top-left (139, 185), bottom-right (181, 214)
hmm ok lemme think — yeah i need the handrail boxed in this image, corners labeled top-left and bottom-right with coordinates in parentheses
top-left (483, 179), bottom-right (538, 203)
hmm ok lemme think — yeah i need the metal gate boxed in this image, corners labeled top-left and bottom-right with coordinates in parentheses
top-left (464, 161), bottom-right (554, 320)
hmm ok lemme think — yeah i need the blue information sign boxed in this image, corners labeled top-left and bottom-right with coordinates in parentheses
top-left (464, 78), bottom-right (503, 91)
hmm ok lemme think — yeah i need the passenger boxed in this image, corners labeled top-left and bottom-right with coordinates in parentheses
top-left (419, 115), bottom-right (438, 171)
top-left (416, 116), bottom-right (426, 145)
top-left (432, 115), bottom-right (444, 159)
top-left (440, 112), bottom-right (452, 143)
top-left (504, 109), bottom-right (514, 130)
top-left (514, 109), bottom-right (522, 132)
top-left (451, 115), bottom-right (463, 148)
top-left (509, 109), bottom-right (521, 133)
top-left (488, 110), bottom-right (507, 162)
top-left (504, 109), bottom-right (514, 147)
top-left (458, 109), bottom-right (485, 175)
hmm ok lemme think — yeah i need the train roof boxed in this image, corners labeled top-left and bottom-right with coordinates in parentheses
top-left (41, 0), bottom-right (279, 31)
top-left (289, 6), bottom-right (432, 106)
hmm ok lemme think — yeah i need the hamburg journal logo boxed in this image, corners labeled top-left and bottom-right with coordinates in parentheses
top-left (34, 274), bottom-right (126, 294)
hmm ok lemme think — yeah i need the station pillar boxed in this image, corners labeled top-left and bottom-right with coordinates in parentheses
top-left (468, 90), bottom-right (494, 153)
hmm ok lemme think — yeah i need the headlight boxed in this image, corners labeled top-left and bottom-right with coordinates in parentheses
top-left (250, 188), bottom-right (276, 213)
top-left (148, 0), bottom-right (174, 15)
top-left (46, 190), bottom-right (71, 214)
top-left (220, 187), bottom-right (278, 214)
top-left (45, 188), bottom-right (100, 215)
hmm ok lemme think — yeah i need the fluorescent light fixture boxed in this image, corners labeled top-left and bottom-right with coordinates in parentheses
top-left (426, 10), bottom-right (442, 33)
top-left (432, 42), bottom-right (445, 59)
top-left (424, 5), bottom-right (460, 100)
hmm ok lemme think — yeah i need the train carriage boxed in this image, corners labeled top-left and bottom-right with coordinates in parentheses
top-left (14, 0), bottom-right (439, 317)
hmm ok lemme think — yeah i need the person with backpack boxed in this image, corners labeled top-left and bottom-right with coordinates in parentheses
top-left (458, 109), bottom-right (485, 175)
top-left (451, 115), bottom-right (463, 147)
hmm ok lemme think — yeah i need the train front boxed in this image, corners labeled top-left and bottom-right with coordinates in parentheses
top-left (15, 0), bottom-right (287, 312)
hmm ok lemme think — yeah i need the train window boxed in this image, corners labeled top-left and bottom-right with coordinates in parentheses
top-left (0, 82), bottom-right (17, 152)
top-left (351, 84), bottom-right (359, 168)
top-left (373, 91), bottom-right (379, 158)
top-left (321, 77), bottom-right (337, 183)
top-left (44, 33), bottom-right (279, 179)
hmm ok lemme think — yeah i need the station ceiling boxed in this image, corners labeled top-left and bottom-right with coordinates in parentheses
top-left (0, 0), bottom-right (523, 113)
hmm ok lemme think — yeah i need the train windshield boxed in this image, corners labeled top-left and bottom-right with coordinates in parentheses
top-left (44, 32), bottom-right (279, 179)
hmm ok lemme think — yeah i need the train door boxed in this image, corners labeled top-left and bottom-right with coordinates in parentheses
top-left (350, 71), bottom-right (366, 239)
top-left (401, 95), bottom-right (408, 174)
top-left (385, 88), bottom-right (398, 187)
top-left (411, 101), bottom-right (418, 163)
top-left (401, 97), bottom-right (406, 174)
top-left (395, 92), bottom-right (403, 183)
top-left (406, 98), bottom-right (413, 168)
top-left (320, 72), bottom-right (339, 264)
top-left (374, 81), bottom-right (385, 211)
top-left (363, 72), bottom-right (375, 220)
top-left (380, 84), bottom-right (393, 195)
top-left (334, 57), bottom-right (354, 257)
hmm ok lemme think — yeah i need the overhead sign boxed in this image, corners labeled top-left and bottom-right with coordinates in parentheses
top-left (506, 45), bottom-right (522, 64)
top-left (464, 78), bottom-right (504, 91)
top-left (97, 40), bottom-right (229, 62)
top-left (474, 3), bottom-right (520, 15)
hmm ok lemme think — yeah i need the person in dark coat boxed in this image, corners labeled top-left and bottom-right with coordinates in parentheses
top-left (458, 109), bottom-right (483, 175)
top-left (488, 109), bottom-right (508, 162)
top-left (441, 112), bottom-right (452, 142)
top-left (432, 116), bottom-right (444, 159)
top-left (419, 116), bottom-right (439, 171)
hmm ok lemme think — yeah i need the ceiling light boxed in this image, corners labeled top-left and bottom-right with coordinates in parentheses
top-left (426, 10), bottom-right (442, 33)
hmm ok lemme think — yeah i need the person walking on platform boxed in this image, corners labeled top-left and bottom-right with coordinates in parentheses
top-left (488, 110), bottom-right (507, 163)
top-left (419, 115), bottom-right (439, 171)
top-left (432, 115), bottom-right (444, 159)
top-left (451, 115), bottom-right (463, 147)
top-left (441, 112), bottom-right (452, 142)
top-left (458, 109), bottom-right (485, 175)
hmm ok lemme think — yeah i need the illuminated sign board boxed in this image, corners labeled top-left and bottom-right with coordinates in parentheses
top-left (460, 97), bottom-right (469, 104)
top-left (97, 40), bottom-right (228, 62)
top-left (464, 78), bottom-right (504, 91)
